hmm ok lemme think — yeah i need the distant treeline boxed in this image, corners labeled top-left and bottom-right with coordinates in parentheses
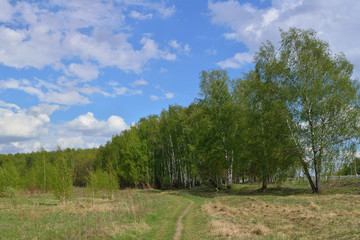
top-left (1, 28), bottom-right (360, 196)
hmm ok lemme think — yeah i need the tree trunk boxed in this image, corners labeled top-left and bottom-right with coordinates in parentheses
top-left (226, 166), bottom-right (232, 189)
top-left (301, 160), bottom-right (317, 193)
top-left (314, 162), bottom-right (321, 193)
top-left (226, 150), bottom-right (233, 189)
top-left (262, 161), bottom-right (267, 190)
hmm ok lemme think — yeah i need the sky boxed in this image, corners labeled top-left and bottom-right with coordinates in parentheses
top-left (1, 0), bottom-right (360, 154)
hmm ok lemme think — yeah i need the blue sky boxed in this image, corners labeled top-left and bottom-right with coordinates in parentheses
top-left (1, 0), bottom-right (360, 153)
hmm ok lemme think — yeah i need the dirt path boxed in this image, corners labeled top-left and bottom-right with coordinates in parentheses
top-left (173, 199), bottom-right (194, 240)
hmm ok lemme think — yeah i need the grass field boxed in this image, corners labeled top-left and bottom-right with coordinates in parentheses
top-left (0, 180), bottom-right (359, 239)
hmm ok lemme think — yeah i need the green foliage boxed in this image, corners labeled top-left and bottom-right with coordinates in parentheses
top-left (52, 147), bottom-right (73, 203)
top-left (87, 167), bottom-right (119, 200)
top-left (86, 169), bottom-right (103, 199)
top-left (0, 160), bottom-right (20, 196)
top-left (336, 158), bottom-right (360, 176)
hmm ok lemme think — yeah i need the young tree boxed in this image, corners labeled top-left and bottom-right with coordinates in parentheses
top-left (278, 28), bottom-right (360, 193)
top-left (52, 147), bottom-right (73, 203)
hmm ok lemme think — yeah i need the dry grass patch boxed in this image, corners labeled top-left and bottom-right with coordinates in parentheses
top-left (203, 194), bottom-right (360, 239)
top-left (203, 202), bottom-right (272, 239)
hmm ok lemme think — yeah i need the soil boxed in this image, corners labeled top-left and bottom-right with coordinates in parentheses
top-left (173, 200), bottom-right (194, 240)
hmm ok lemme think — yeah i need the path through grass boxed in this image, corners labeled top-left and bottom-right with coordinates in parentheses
top-left (0, 180), bottom-right (359, 239)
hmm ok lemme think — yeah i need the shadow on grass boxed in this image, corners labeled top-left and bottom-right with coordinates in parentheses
top-left (168, 179), bottom-right (360, 199)
top-left (175, 185), bottom-right (311, 199)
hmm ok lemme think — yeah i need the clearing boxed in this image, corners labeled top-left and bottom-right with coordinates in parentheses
top-left (0, 180), bottom-right (359, 239)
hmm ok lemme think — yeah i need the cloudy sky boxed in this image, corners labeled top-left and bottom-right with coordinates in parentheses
top-left (1, 0), bottom-right (360, 153)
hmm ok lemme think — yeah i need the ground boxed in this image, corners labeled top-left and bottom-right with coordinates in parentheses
top-left (0, 180), bottom-right (359, 239)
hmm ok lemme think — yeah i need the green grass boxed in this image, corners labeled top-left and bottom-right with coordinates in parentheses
top-left (0, 180), bottom-right (359, 239)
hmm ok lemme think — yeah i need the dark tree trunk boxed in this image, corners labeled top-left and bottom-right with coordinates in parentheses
top-left (301, 160), bottom-right (317, 193)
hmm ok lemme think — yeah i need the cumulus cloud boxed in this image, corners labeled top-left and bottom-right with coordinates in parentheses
top-left (0, 102), bottom-right (60, 144)
top-left (66, 112), bottom-right (128, 136)
top-left (57, 136), bottom-right (85, 149)
top-left (209, 0), bottom-right (360, 72)
top-left (10, 141), bottom-right (42, 153)
top-left (0, 103), bottom-right (129, 153)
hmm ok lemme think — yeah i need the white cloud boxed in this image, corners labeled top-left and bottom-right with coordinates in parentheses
top-left (28, 104), bottom-right (61, 116)
top-left (66, 112), bottom-right (128, 136)
top-left (57, 136), bottom-right (84, 149)
top-left (11, 141), bottom-right (42, 153)
top-left (169, 40), bottom-right (190, 54)
top-left (0, 102), bottom-right (59, 144)
top-left (131, 79), bottom-right (148, 86)
top-left (0, 104), bottom-right (129, 153)
top-left (209, 0), bottom-right (360, 72)
top-left (217, 52), bottom-right (253, 68)
top-left (107, 81), bottom-right (119, 86)
top-left (66, 62), bottom-right (99, 82)
top-left (150, 92), bottom-right (174, 101)
top-left (0, 78), bottom-right (96, 105)
top-left (0, 100), bottom-right (20, 110)
top-left (41, 90), bottom-right (91, 105)
top-left (0, 0), bottom-right (176, 73)
top-left (0, 0), bottom-right (15, 22)
top-left (77, 84), bottom-right (110, 96)
top-left (114, 87), bottom-right (143, 96)
top-left (165, 92), bottom-right (174, 99)
top-left (157, 4), bottom-right (176, 18)
top-left (129, 10), bottom-right (153, 20)
top-left (121, 0), bottom-right (175, 19)
top-left (169, 40), bottom-right (181, 49)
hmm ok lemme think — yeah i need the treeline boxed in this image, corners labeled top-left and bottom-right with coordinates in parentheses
top-left (96, 28), bottom-right (360, 193)
top-left (1, 28), bottom-right (359, 196)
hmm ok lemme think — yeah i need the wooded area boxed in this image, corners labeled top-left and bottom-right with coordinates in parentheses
top-left (1, 28), bottom-right (359, 199)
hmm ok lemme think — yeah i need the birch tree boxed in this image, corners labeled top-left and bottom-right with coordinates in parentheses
top-left (279, 28), bottom-right (360, 193)
top-left (199, 69), bottom-right (235, 188)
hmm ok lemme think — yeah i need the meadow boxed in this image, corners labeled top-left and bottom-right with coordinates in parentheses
top-left (0, 180), bottom-right (359, 240)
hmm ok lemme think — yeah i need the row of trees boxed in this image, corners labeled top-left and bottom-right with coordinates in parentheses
top-left (95, 29), bottom-right (360, 193)
top-left (0, 147), bottom-right (117, 202)
top-left (1, 28), bottom-right (359, 195)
